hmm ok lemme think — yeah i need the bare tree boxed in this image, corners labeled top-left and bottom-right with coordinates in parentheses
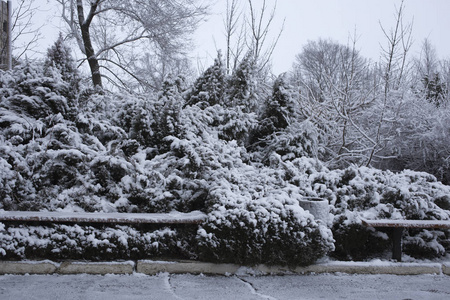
top-left (2, 0), bottom-right (43, 60)
top-left (132, 50), bottom-right (194, 92)
top-left (367, 0), bottom-right (413, 166)
top-left (416, 38), bottom-right (438, 79)
top-left (223, 0), bottom-right (243, 74)
top-left (292, 38), bottom-right (377, 166)
top-left (293, 38), bottom-right (368, 101)
top-left (221, 0), bottom-right (283, 76)
top-left (375, 37), bottom-right (450, 183)
top-left (57, 0), bottom-right (209, 90)
top-left (291, 0), bottom-right (414, 169)
top-left (246, 0), bottom-right (283, 72)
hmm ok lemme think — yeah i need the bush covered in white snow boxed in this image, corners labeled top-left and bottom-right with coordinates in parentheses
top-left (281, 161), bottom-right (450, 260)
top-left (0, 222), bottom-right (197, 260)
top-left (1, 50), bottom-right (450, 264)
top-left (0, 58), bottom-right (333, 265)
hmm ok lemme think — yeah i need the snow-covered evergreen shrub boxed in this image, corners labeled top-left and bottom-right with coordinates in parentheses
top-left (113, 76), bottom-right (185, 155)
top-left (249, 74), bottom-right (319, 164)
top-left (184, 55), bottom-right (257, 146)
top-left (214, 105), bottom-right (257, 144)
top-left (252, 73), bottom-right (298, 140)
top-left (307, 166), bottom-right (450, 260)
top-left (185, 53), bottom-right (226, 107)
top-left (44, 33), bottom-right (80, 101)
top-left (198, 197), bottom-right (334, 266)
top-left (402, 229), bottom-right (449, 258)
top-left (115, 95), bottom-right (156, 151)
top-left (3, 51), bottom-right (449, 264)
top-left (0, 223), bottom-right (197, 261)
top-left (0, 63), bottom-right (74, 210)
top-left (1, 63), bottom-right (71, 121)
top-left (116, 102), bottom-right (335, 265)
top-left (193, 154), bottom-right (334, 266)
top-left (266, 157), bottom-right (450, 260)
top-left (0, 61), bottom-right (129, 212)
top-left (1, 85), bottom-right (336, 264)
top-left (254, 121), bottom-right (320, 164)
top-left (151, 76), bottom-right (185, 152)
top-left (226, 52), bottom-right (259, 114)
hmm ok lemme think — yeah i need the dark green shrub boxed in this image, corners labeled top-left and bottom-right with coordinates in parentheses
top-left (324, 167), bottom-right (450, 260)
top-left (403, 229), bottom-right (448, 259)
top-left (0, 223), bottom-right (197, 261)
top-left (196, 192), bottom-right (334, 266)
top-left (331, 216), bottom-right (390, 261)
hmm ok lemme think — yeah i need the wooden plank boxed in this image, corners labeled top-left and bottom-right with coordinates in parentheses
top-left (361, 218), bottom-right (450, 229)
top-left (0, 211), bottom-right (207, 224)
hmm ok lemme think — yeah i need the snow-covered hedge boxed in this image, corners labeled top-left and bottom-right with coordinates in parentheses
top-left (278, 160), bottom-right (450, 260)
top-left (194, 154), bottom-right (334, 266)
top-left (197, 193), bottom-right (333, 266)
top-left (1, 57), bottom-right (450, 264)
top-left (0, 61), bottom-right (334, 265)
top-left (0, 222), bottom-right (196, 260)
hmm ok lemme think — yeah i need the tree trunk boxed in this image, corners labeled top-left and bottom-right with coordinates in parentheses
top-left (77, 0), bottom-right (102, 88)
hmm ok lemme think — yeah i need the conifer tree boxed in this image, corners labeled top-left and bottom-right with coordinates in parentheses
top-left (264, 73), bottom-right (297, 132)
top-left (422, 72), bottom-right (447, 106)
top-left (129, 75), bottom-right (185, 152)
top-left (185, 52), bottom-right (226, 108)
top-left (226, 52), bottom-right (258, 113)
top-left (44, 33), bottom-right (80, 88)
top-left (154, 75), bottom-right (185, 150)
top-left (250, 73), bottom-right (297, 148)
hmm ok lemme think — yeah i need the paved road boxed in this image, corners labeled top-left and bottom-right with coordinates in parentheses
top-left (1, 273), bottom-right (450, 300)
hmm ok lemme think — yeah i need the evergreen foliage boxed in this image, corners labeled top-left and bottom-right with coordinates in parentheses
top-left (253, 73), bottom-right (296, 141)
top-left (1, 38), bottom-right (450, 264)
top-left (0, 223), bottom-right (195, 261)
top-left (155, 76), bottom-right (185, 141)
top-left (250, 74), bottom-right (295, 146)
top-left (249, 73), bottom-right (318, 163)
top-left (264, 73), bottom-right (298, 130)
top-left (186, 53), bottom-right (226, 108)
top-left (44, 33), bottom-right (80, 95)
top-left (226, 52), bottom-right (259, 113)
top-left (422, 72), bottom-right (447, 106)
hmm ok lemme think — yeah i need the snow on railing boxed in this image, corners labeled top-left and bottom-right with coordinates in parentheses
top-left (0, 210), bottom-right (207, 224)
top-left (361, 218), bottom-right (450, 229)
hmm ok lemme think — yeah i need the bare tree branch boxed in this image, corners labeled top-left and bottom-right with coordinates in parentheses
top-left (57, 0), bottom-right (209, 90)
top-left (5, 0), bottom-right (43, 59)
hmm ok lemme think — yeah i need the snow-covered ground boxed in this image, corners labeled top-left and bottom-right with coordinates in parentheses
top-left (1, 272), bottom-right (449, 300)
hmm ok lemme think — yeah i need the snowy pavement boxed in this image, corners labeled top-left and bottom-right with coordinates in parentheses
top-left (1, 273), bottom-right (450, 300)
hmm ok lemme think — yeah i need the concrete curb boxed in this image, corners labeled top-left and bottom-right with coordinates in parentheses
top-left (0, 260), bottom-right (448, 275)
top-left (58, 261), bottom-right (134, 275)
top-left (443, 262), bottom-right (450, 275)
top-left (137, 260), bottom-right (240, 275)
top-left (294, 262), bottom-right (442, 275)
top-left (0, 260), bottom-right (59, 275)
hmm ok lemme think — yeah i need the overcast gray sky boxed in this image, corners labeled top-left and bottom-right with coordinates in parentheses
top-left (194, 0), bottom-right (450, 74)
top-left (31, 0), bottom-right (450, 75)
